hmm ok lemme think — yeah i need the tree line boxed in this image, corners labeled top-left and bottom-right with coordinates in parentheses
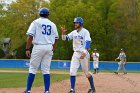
top-left (0, 0), bottom-right (140, 61)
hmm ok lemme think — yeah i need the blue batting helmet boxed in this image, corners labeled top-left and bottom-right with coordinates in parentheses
top-left (74, 17), bottom-right (84, 26)
top-left (39, 8), bottom-right (49, 15)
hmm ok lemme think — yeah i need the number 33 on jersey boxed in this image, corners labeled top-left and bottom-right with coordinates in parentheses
top-left (26, 18), bottom-right (59, 45)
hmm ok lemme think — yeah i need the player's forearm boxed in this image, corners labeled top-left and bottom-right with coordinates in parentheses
top-left (26, 36), bottom-right (33, 50)
top-left (62, 35), bottom-right (66, 40)
top-left (53, 39), bottom-right (58, 50)
top-left (116, 57), bottom-right (119, 59)
top-left (61, 31), bottom-right (66, 40)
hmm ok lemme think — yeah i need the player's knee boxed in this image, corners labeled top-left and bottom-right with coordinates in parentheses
top-left (85, 72), bottom-right (92, 78)
top-left (42, 70), bottom-right (50, 74)
top-left (30, 61), bottom-right (38, 67)
top-left (70, 71), bottom-right (77, 76)
top-left (29, 68), bottom-right (37, 74)
top-left (41, 68), bottom-right (50, 74)
top-left (70, 68), bottom-right (78, 76)
top-left (83, 69), bottom-right (91, 78)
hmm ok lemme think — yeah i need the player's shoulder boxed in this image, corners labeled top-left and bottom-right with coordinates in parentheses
top-left (32, 18), bottom-right (41, 24)
top-left (82, 28), bottom-right (89, 32)
top-left (34, 18), bottom-right (41, 22)
top-left (47, 19), bottom-right (56, 25)
top-left (81, 28), bottom-right (90, 34)
top-left (35, 18), bottom-right (56, 24)
top-left (123, 53), bottom-right (126, 55)
top-left (71, 30), bottom-right (77, 33)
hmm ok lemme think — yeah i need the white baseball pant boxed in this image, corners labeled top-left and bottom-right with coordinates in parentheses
top-left (93, 61), bottom-right (99, 69)
top-left (70, 51), bottom-right (91, 76)
top-left (29, 45), bottom-right (53, 74)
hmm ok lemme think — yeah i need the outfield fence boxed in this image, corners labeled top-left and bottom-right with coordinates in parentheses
top-left (0, 60), bottom-right (140, 71)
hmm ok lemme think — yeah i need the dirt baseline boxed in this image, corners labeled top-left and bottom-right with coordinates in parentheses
top-left (0, 73), bottom-right (140, 93)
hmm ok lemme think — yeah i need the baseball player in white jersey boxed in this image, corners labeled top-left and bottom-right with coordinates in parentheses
top-left (114, 49), bottom-right (127, 74)
top-left (61, 17), bottom-right (96, 93)
top-left (91, 49), bottom-right (99, 74)
top-left (24, 8), bottom-right (59, 93)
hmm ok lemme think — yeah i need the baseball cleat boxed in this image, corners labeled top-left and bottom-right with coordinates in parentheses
top-left (87, 89), bottom-right (96, 93)
top-left (114, 72), bottom-right (118, 74)
top-left (68, 89), bottom-right (75, 93)
top-left (23, 91), bottom-right (31, 93)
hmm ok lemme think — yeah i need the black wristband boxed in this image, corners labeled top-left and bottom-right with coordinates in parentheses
top-left (25, 49), bottom-right (30, 51)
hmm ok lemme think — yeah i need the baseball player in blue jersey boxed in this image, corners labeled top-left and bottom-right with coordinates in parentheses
top-left (61, 17), bottom-right (96, 93)
top-left (114, 49), bottom-right (127, 74)
top-left (24, 8), bottom-right (59, 93)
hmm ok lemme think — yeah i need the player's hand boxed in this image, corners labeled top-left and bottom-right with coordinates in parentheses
top-left (26, 50), bottom-right (31, 58)
top-left (80, 53), bottom-right (86, 59)
top-left (60, 25), bottom-right (67, 34)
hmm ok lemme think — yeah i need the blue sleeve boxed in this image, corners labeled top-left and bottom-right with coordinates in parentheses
top-left (66, 35), bottom-right (69, 41)
top-left (85, 41), bottom-right (91, 49)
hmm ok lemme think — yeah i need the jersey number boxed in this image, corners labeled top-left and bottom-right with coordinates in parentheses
top-left (81, 41), bottom-right (83, 45)
top-left (42, 24), bottom-right (51, 35)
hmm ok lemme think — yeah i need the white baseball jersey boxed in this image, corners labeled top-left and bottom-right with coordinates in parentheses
top-left (92, 53), bottom-right (99, 61)
top-left (26, 17), bottom-right (59, 46)
top-left (66, 28), bottom-right (91, 52)
top-left (117, 53), bottom-right (126, 62)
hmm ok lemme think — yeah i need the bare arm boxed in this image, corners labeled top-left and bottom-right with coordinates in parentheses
top-left (115, 54), bottom-right (120, 61)
top-left (60, 26), bottom-right (67, 40)
top-left (26, 36), bottom-right (33, 58)
top-left (53, 39), bottom-right (58, 51)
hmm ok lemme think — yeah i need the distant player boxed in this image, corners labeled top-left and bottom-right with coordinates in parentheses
top-left (91, 49), bottom-right (99, 74)
top-left (61, 17), bottom-right (96, 93)
top-left (24, 8), bottom-right (59, 93)
top-left (114, 49), bottom-right (127, 74)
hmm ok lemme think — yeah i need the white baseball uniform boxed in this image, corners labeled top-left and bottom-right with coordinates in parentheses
top-left (26, 17), bottom-right (59, 74)
top-left (92, 53), bottom-right (99, 69)
top-left (62, 27), bottom-right (91, 76)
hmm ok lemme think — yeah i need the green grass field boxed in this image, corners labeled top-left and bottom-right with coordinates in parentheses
top-left (0, 68), bottom-right (139, 88)
top-left (0, 72), bottom-right (69, 88)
